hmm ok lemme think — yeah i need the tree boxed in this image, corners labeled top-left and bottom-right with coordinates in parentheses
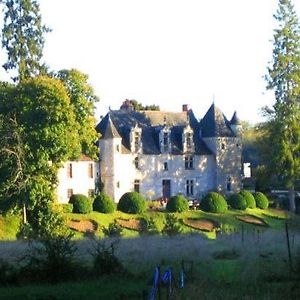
top-left (1, 0), bottom-right (50, 81)
top-left (130, 99), bottom-right (160, 111)
top-left (55, 69), bottom-right (99, 159)
top-left (264, 0), bottom-right (300, 211)
top-left (0, 76), bottom-right (81, 218)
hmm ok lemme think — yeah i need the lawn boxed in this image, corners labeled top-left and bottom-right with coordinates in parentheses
top-left (0, 208), bottom-right (299, 299)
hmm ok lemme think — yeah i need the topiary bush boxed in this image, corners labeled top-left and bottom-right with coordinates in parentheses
top-left (117, 192), bottom-right (146, 214)
top-left (227, 193), bottom-right (247, 210)
top-left (69, 194), bottom-right (93, 214)
top-left (239, 190), bottom-right (256, 208)
top-left (166, 194), bottom-right (189, 213)
top-left (93, 193), bottom-right (116, 213)
top-left (253, 192), bottom-right (269, 209)
top-left (200, 192), bottom-right (228, 213)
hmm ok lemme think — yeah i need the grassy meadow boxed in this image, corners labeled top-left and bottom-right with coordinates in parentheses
top-left (0, 207), bottom-right (299, 299)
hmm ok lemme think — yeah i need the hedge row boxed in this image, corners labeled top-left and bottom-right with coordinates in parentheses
top-left (67, 190), bottom-right (269, 215)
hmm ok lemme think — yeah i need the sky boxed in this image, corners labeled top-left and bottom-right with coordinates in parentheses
top-left (1, 0), bottom-right (300, 124)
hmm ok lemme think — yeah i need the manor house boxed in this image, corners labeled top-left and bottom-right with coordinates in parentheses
top-left (96, 101), bottom-right (242, 202)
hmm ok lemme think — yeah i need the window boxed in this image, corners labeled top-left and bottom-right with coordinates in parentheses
top-left (184, 155), bottom-right (194, 169)
top-left (227, 177), bottom-right (232, 191)
top-left (186, 132), bottom-right (192, 149)
top-left (164, 162), bottom-right (168, 171)
top-left (134, 132), bottom-right (139, 151)
top-left (88, 189), bottom-right (94, 197)
top-left (116, 144), bottom-right (120, 152)
top-left (134, 157), bottom-right (139, 169)
top-left (163, 132), bottom-right (168, 151)
top-left (221, 143), bottom-right (226, 150)
top-left (67, 189), bottom-right (73, 199)
top-left (117, 181), bottom-right (120, 188)
top-left (134, 179), bottom-right (140, 193)
top-left (88, 163), bottom-right (94, 178)
top-left (67, 163), bottom-right (73, 178)
top-left (186, 180), bottom-right (194, 196)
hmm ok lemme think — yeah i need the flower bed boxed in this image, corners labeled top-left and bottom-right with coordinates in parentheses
top-left (115, 218), bottom-right (144, 231)
top-left (67, 219), bottom-right (98, 232)
top-left (236, 215), bottom-right (268, 226)
top-left (183, 218), bottom-right (220, 232)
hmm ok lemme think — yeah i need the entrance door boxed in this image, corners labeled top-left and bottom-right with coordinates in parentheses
top-left (162, 180), bottom-right (171, 199)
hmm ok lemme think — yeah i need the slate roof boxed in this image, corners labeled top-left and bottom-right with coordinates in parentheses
top-left (96, 104), bottom-right (237, 155)
top-left (230, 111), bottom-right (242, 125)
top-left (200, 103), bottom-right (235, 137)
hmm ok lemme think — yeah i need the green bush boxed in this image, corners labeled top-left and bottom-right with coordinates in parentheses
top-left (166, 194), bottom-right (189, 213)
top-left (102, 222), bottom-right (123, 237)
top-left (69, 194), bottom-right (93, 214)
top-left (162, 214), bottom-right (182, 236)
top-left (117, 192), bottom-right (146, 214)
top-left (253, 192), bottom-right (269, 209)
top-left (61, 203), bottom-right (73, 213)
top-left (200, 192), bottom-right (228, 213)
top-left (227, 193), bottom-right (247, 210)
top-left (93, 193), bottom-right (116, 213)
top-left (239, 190), bottom-right (256, 208)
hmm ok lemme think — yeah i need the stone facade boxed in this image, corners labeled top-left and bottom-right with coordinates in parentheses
top-left (97, 102), bottom-right (242, 202)
top-left (56, 156), bottom-right (99, 203)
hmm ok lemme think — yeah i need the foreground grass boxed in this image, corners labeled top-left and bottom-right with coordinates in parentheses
top-left (0, 231), bottom-right (299, 299)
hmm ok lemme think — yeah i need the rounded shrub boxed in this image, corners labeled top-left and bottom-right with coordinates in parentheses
top-left (166, 194), bottom-right (189, 213)
top-left (117, 192), bottom-right (146, 214)
top-left (227, 193), bottom-right (247, 210)
top-left (239, 190), bottom-right (256, 208)
top-left (253, 192), bottom-right (269, 209)
top-left (93, 193), bottom-right (116, 213)
top-left (69, 194), bottom-right (93, 214)
top-left (200, 192), bottom-right (228, 213)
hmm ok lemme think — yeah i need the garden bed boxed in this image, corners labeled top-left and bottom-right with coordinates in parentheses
top-left (236, 215), bottom-right (268, 227)
top-left (67, 219), bottom-right (98, 233)
top-left (183, 218), bottom-right (220, 232)
top-left (115, 218), bottom-right (145, 231)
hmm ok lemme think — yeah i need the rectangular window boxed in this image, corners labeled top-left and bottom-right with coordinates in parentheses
top-left (186, 180), bottom-right (194, 196)
top-left (117, 181), bottom-right (120, 188)
top-left (134, 179), bottom-right (140, 193)
top-left (88, 189), bottom-right (94, 197)
top-left (186, 132), bottom-right (192, 149)
top-left (116, 144), bottom-right (120, 152)
top-left (134, 157), bottom-right (139, 169)
top-left (88, 163), bottom-right (94, 178)
top-left (184, 155), bottom-right (194, 169)
top-left (163, 132), bottom-right (168, 151)
top-left (67, 189), bottom-right (73, 199)
top-left (134, 132), bottom-right (139, 151)
top-left (67, 163), bottom-right (73, 178)
top-left (164, 162), bottom-right (168, 171)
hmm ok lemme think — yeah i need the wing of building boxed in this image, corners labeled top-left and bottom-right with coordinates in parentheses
top-left (96, 102), bottom-right (242, 202)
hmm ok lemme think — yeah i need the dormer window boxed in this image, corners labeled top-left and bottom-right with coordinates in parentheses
top-left (134, 157), bottom-right (139, 169)
top-left (159, 127), bottom-right (170, 153)
top-left (130, 124), bottom-right (142, 153)
top-left (183, 125), bottom-right (194, 153)
top-left (163, 132), bottom-right (168, 152)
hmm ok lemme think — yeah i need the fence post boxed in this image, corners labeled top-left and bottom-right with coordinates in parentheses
top-left (285, 221), bottom-right (293, 271)
top-left (158, 266), bottom-right (161, 300)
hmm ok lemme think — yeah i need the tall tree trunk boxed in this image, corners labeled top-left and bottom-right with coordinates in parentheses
top-left (288, 187), bottom-right (296, 212)
top-left (23, 203), bottom-right (27, 224)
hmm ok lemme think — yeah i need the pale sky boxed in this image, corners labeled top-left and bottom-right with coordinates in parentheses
top-left (1, 0), bottom-right (300, 124)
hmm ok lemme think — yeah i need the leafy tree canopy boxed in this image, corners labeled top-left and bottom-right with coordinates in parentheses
top-left (0, 0), bottom-right (50, 82)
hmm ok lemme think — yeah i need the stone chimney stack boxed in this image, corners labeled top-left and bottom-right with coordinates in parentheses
top-left (182, 104), bottom-right (189, 112)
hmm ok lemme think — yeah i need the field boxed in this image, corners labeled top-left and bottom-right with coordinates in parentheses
top-left (0, 208), bottom-right (299, 299)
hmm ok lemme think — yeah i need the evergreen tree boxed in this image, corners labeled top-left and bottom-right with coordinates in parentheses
top-left (1, 0), bottom-right (50, 82)
top-left (264, 0), bottom-right (300, 211)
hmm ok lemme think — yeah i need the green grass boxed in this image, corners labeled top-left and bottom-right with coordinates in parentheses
top-left (0, 215), bottom-right (21, 240)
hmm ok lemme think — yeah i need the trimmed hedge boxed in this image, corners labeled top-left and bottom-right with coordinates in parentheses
top-left (200, 192), bottom-right (228, 213)
top-left (166, 195), bottom-right (189, 213)
top-left (239, 190), bottom-right (256, 208)
top-left (93, 193), bottom-right (116, 213)
top-left (227, 193), bottom-right (247, 210)
top-left (69, 194), bottom-right (93, 214)
top-left (117, 192), bottom-right (146, 214)
top-left (61, 203), bottom-right (73, 213)
top-left (253, 192), bottom-right (269, 209)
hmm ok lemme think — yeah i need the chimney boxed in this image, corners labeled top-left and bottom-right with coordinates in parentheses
top-left (182, 104), bottom-right (189, 112)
